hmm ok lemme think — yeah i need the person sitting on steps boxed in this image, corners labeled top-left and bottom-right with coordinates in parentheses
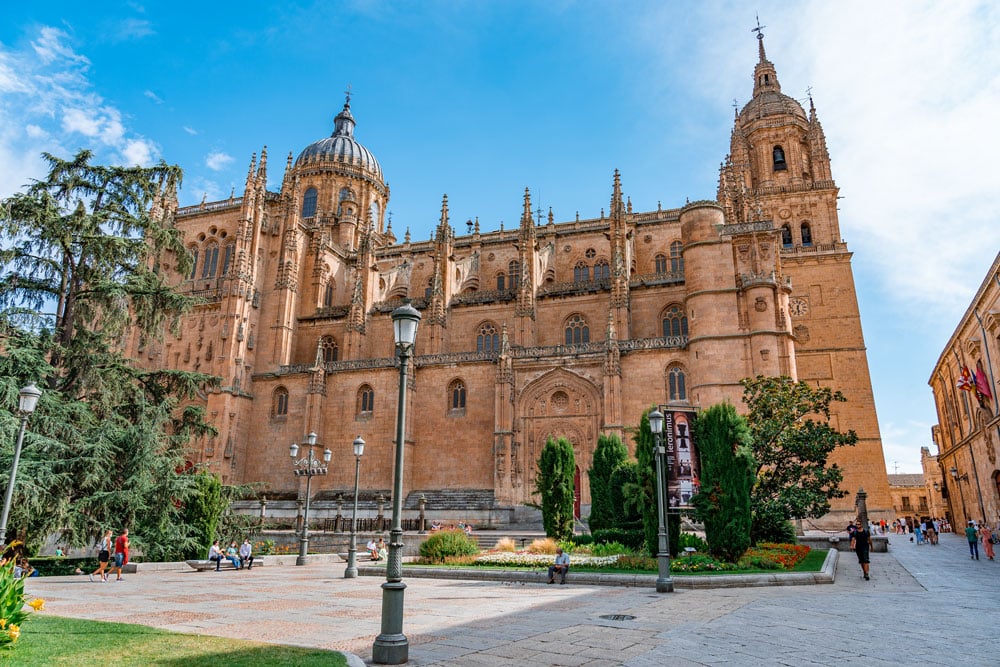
top-left (547, 547), bottom-right (570, 585)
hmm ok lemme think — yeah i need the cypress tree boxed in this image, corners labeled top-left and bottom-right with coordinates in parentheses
top-left (535, 437), bottom-right (576, 540)
top-left (690, 403), bottom-right (754, 563)
top-left (587, 433), bottom-right (627, 531)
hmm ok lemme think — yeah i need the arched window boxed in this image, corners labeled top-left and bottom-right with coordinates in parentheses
top-left (593, 259), bottom-right (610, 281)
top-left (668, 366), bottom-right (687, 401)
top-left (189, 247), bottom-right (199, 279)
top-left (338, 187), bottom-right (353, 215)
top-left (221, 244), bottom-right (234, 276)
top-left (565, 314), bottom-right (590, 345)
top-left (662, 305), bottom-right (689, 338)
top-left (574, 261), bottom-right (590, 283)
top-left (273, 387), bottom-right (289, 418)
top-left (357, 385), bottom-right (375, 417)
top-left (773, 145), bottom-right (787, 171)
top-left (301, 187), bottom-right (318, 218)
top-left (670, 241), bottom-right (684, 274)
top-left (496, 272), bottom-right (506, 291)
top-left (425, 277), bottom-right (434, 299)
top-left (508, 260), bottom-right (522, 289)
top-left (800, 223), bottom-right (813, 247)
top-left (369, 200), bottom-right (380, 224)
top-left (449, 379), bottom-right (466, 411)
top-left (781, 225), bottom-right (792, 248)
top-left (201, 244), bottom-right (219, 279)
top-left (654, 254), bottom-right (667, 274)
top-left (323, 281), bottom-right (335, 308)
top-left (320, 336), bottom-right (338, 363)
top-left (477, 322), bottom-right (500, 353)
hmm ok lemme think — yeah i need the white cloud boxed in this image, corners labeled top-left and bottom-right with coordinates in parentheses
top-left (182, 126), bottom-right (198, 135)
top-left (0, 26), bottom-right (160, 196)
top-left (205, 151), bottom-right (234, 171)
top-left (144, 90), bottom-right (163, 104)
top-left (114, 18), bottom-right (155, 41)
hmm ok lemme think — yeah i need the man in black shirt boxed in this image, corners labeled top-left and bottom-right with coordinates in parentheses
top-left (850, 519), bottom-right (872, 580)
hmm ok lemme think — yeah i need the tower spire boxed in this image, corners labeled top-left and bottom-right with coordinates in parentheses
top-left (752, 15), bottom-right (767, 62)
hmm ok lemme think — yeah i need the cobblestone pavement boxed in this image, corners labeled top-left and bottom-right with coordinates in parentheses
top-left (25, 533), bottom-right (998, 666)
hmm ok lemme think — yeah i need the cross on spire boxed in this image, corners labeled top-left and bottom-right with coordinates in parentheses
top-left (752, 15), bottom-right (765, 40)
top-left (344, 83), bottom-right (352, 106)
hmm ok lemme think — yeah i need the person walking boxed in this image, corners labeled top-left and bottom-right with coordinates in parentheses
top-left (112, 528), bottom-right (130, 581)
top-left (90, 529), bottom-right (113, 582)
top-left (979, 524), bottom-right (995, 561)
top-left (966, 521), bottom-right (980, 560)
top-left (850, 519), bottom-right (873, 580)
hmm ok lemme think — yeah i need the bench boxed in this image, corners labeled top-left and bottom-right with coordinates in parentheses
top-left (185, 558), bottom-right (264, 571)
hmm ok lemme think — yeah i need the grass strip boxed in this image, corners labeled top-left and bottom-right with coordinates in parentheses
top-left (8, 615), bottom-right (347, 666)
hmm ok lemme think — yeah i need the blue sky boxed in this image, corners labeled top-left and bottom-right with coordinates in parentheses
top-left (2, 1), bottom-right (999, 474)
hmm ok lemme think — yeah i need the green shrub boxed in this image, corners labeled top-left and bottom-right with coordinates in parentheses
top-left (677, 533), bottom-right (709, 552)
top-left (23, 557), bottom-right (96, 577)
top-left (570, 534), bottom-right (594, 546)
top-left (592, 528), bottom-right (645, 550)
top-left (418, 530), bottom-right (479, 562)
top-left (737, 555), bottom-right (781, 570)
top-left (753, 520), bottom-right (798, 545)
top-left (590, 541), bottom-right (630, 557)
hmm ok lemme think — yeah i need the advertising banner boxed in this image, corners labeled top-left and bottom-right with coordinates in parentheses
top-left (661, 407), bottom-right (699, 510)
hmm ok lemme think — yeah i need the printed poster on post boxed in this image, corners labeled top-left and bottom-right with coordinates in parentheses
top-left (660, 407), bottom-right (699, 510)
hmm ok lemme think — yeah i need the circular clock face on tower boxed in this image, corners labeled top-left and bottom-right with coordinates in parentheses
top-left (789, 297), bottom-right (809, 317)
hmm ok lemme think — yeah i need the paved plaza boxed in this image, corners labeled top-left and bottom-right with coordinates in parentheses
top-left (25, 533), bottom-right (999, 666)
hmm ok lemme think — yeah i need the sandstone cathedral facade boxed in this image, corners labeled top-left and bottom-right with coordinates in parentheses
top-left (131, 33), bottom-right (892, 527)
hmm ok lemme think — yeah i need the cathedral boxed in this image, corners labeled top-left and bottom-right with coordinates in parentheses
top-left (132, 31), bottom-right (892, 528)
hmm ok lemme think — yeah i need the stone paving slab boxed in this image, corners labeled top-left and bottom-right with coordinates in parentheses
top-left (24, 533), bottom-right (998, 665)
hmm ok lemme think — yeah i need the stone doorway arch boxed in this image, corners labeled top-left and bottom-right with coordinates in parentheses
top-left (514, 368), bottom-right (602, 506)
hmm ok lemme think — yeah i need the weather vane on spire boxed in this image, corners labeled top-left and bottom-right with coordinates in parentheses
top-left (752, 15), bottom-right (765, 40)
top-left (344, 83), bottom-right (353, 106)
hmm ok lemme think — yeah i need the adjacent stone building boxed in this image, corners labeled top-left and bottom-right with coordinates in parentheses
top-left (129, 31), bottom-right (892, 527)
top-left (929, 251), bottom-right (1000, 527)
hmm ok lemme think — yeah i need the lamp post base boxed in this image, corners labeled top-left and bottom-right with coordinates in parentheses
top-left (656, 577), bottom-right (675, 593)
top-left (345, 546), bottom-right (357, 578)
top-left (372, 581), bottom-right (408, 664)
top-left (296, 536), bottom-right (309, 566)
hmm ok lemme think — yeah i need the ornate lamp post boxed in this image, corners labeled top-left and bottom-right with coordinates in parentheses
top-left (647, 408), bottom-right (674, 593)
top-left (0, 383), bottom-right (42, 546)
top-left (345, 435), bottom-right (366, 579)
top-left (373, 301), bottom-right (421, 665)
top-left (289, 431), bottom-right (331, 566)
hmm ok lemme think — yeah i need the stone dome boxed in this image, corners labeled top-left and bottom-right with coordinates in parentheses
top-left (738, 90), bottom-right (807, 124)
top-left (294, 100), bottom-right (382, 181)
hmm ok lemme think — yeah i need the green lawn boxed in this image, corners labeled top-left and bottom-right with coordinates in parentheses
top-left (6, 615), bottom-right (347, 666)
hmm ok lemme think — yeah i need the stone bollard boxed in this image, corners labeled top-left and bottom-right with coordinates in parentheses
top-left (377, 493), bottom-right (385, 531)
top-left (335, 493), bottom-right (343, 533)
top-left (296, 498), bottom-right (305, 534)
top-left (259, 495), bottom-right (267, 526)
top-left (855, 487), bottom-right (869, 528)
top-left (418, 494), bottom-right (427, 534)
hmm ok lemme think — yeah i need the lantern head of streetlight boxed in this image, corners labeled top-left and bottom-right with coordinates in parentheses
top-left (353, 435), bottom-right (366, 458)
top-left (392, 301), bottom-right (421, 349)
top-left (306, 432), bottom-right (318, 446)
top-left (323, 448), bottom-right (333, 464)
top-left (18, 383), bottom-right (41, 415)
top-left (648, 408), bottom-right (664, 435)
top-left (949, 466), bottom-right (959, 480)
top-left (289, 443), bottom-right (299, 459)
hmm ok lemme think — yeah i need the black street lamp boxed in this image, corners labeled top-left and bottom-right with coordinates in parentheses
top-left (373, 301), bottom-right (420, 665)
top-left (345, 435), bottom-right (366, 579)
top-left (647, 408), bottom-right (674, 593)
top-left (0, 383), bottom-right (42, 546)
top-left (289, 431), bottom-right (331, 566)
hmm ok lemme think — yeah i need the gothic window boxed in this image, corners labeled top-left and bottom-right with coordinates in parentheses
top-left (654, 254), bottom-right (667, 273)
top-left (425, 277), bottom-right (433, 299)
top-left (496, 272), bottom-right (506, 291)
top-left (370, 200), bottom-right (380, 224)
top-left (772, 145), bottom-right (787, 171)
top-left (670, 241), bottom-right (684, 274)
top-left (357, 385), bottom-right (375, 417)
top-left (273, 387), bottom-right (289, 418)
top-left (593, 259), bottom-right (610, 281)
top-left (801, 223), bottom-right (813, 247)
top-left (585, 248), bottom-right (596, 259)
top-left (189, 247), bottom-right (198, 279)
top-left (222, 244), bottom-right (234, 276)
top-left (302, 187), bottom-right (318, 218)
top-left (323, 281), bottom-right (335, 308)
top-left (508, 260), bottom-right (521, 288)
top-left (448, 379), bottom-right (466, 411)
top-left (320, 336), bottom-right (338, 363)
top-left (781, 225), bottom-right (792, 248)
top-left (201, 244), bottom-right (219, 279)
top-left (477, 322), bottom-right (500, 353)
top-left (662, 304), bottom-right (689, 338)
top-left (565, 314), bottom-right (590, 345)
top-left (668, 365), bottom-right (687, 401)
top-left (574, 261), bottom-right (590, 283)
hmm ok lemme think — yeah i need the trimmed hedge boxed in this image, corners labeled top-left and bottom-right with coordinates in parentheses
top-left (418, 530), bottom-right (479, 562)
top-left (591, 528), bottom-right (645, 550)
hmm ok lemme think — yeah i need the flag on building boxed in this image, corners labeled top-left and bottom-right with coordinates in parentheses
top-left (975, 362), bottom-right (993, 402)
top-left (957, 366), bottom-right (975, 391)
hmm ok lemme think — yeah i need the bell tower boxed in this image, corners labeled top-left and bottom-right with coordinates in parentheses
top-left (719, 25), bottom-right (893, 525)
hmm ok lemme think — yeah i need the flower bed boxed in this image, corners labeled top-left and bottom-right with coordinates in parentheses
top-left (474, 552), bottom-right (622, 568)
